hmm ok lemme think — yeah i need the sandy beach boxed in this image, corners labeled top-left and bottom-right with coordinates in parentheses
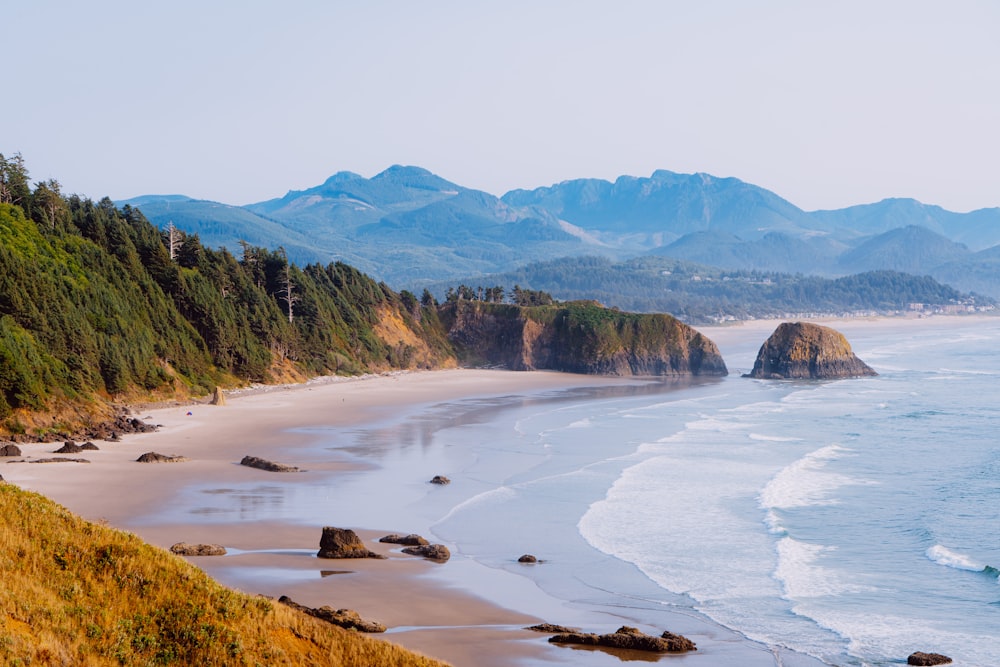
top-left (7, 369), bottom-right (691, 667)
top-left (7, 315), bottom-right (993, 666)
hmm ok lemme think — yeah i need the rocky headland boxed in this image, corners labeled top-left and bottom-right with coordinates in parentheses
top-left (441, 300), bottom-right (727, 376)
top-left (746, 322), bottom-right (877, 379)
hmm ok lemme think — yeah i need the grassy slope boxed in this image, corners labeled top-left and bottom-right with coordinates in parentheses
top-left (0, 483), bottom-right (448, 667)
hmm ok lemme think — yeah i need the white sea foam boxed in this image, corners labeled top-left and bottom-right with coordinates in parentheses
top-left (926, 544), bottom-right (986, 572)
top-left (749, 433), bottom-right (802, 442)
top-left (759, 444), bottom-right (859, 515)
top-left (775, 538), bottom-right (871, 599)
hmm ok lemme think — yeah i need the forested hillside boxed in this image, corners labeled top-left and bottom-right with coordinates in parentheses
top-left (422, 256), bottom-right (994, 324)
top-left (3, 156), bottom-right (739, 437)
top-left (0, 154), bottom-right (454, 435)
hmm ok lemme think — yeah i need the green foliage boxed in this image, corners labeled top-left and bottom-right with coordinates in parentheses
top-left (0, 159), bottom-right (462, 429)
top-left (426, 256), bottom-right (993, 324)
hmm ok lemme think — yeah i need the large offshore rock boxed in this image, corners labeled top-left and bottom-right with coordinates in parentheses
top-left (746, 322), bottom-right (877, 379)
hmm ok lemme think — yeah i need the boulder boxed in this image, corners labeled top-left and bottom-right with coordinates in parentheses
top-left (316, 527), bottom-right (385, 559)
top-left (80, 442), bottom-right (100, 451)
top-left (527, 623), bottom-right (580, 634)
top-left (278, 596), bottom-right (385, 633)
top-left (240, 455), bottom-right (301, 473)
top-left (907, 652), bottom-right (952, 666)
top-left (211, 386), bottom-right (226, 406)
top-left (379, 533), bottom-right (429, 546)
top-left (518, 554), bottom-right (538, 563)
top-left (0, 444), bottom-right (22, 457)
top-left (549, 625), bottom-right (696, 653)
top-left (746, 322), bottom-right (877, 379)
top-left (170, 543), bottom-right (227, 556)
top-left (136, 452), bottom-right (187, 463)
top-left (429, 475), bottom-right (451, 485)
top-left (54, 442), bottom-right (84, 454)
top-left (30, 457), bottom-right (89, 464)
top-left (401, 543), bottom-right (451, 561)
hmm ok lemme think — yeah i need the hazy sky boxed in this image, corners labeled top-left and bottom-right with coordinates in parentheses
top-left (5, 1), bottom-right (998, 211)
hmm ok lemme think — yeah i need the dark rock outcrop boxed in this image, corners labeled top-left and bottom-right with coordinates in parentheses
top-left (549, 625), bottom-right (697, 653)
top-left (136, 452), bottom-right (187, 463)
top-left (80, 441), bottom-right (99, 451)
top-left (211, 386), bottom-right (226, 406)
top-left (278, 596), bottom-right (386, 633)
top-left (746, 322), bottom-right (877, 380)
top-left (54, 442), bottom-right (83, 454)
top-left (527, 623), bottom-right (580, 634)
top-left (4, 410), bottom-right (157, 444)
top-left (379, 533), bottom-right (429, 546)
top-left (316, 527), bottom-right (385, 559)
top-left (441, 300), bottom-right (727, 377)
top-left (239, 455), bottom-right (301, 473)
top-left (518, 554), bottom-right (538, 563)
top-left (400, 544), bottom-right (451, 561)
top-left (30, 457), bottom-right (89, 464)
top-left (0, 444), bottom-right (22, 457)
top-left (907, 652), bottom-right (952, 666)
top-left (170, 543), bottom-right (227, 556)
top-left (429, 475), bottom-right (451, 485)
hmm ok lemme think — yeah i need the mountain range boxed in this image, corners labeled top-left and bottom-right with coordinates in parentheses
top-left (121, 167), bottom-right (1000, 297)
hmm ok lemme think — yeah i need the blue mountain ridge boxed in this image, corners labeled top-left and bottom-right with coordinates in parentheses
top-left (118, 165), bottom-right (1000, 295)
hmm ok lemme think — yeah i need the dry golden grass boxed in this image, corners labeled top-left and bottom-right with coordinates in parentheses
top-left (0, 483), bottom-right (450, 667)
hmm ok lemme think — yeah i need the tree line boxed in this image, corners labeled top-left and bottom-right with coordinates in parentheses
top-left (0, 154), bottom-right (454, 429)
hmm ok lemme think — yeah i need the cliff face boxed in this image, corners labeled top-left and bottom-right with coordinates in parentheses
top-left (747, 322), bottom-right (877, 379)
top-left (440, 301), bottom-right (728, 377)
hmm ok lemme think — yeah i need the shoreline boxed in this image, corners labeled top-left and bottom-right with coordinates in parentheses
top-left (10, 314), bottom-right (989, 665)
top-left (10, 369), bottom-right (713, 667)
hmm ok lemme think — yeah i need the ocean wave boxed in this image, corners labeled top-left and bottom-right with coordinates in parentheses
top-left (775, 538), bottom-right (872, 599)
top-left (758, 444), bottom-right (861, 516)
top-left (749, 433), bottom-right (802, 442)
top-left (926, 545), bottom-right (999, 580)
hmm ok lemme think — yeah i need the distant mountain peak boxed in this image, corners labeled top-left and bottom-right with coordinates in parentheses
top-left (322, 171), bottom-right (364, 185)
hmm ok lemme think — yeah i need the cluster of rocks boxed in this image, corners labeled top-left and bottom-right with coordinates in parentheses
top-left (53, 441), bottom-right (99, 454)
top-left (429, 475), bottom-right (450, 485)
top-left (278, 596), bottom-right (385, 633)
top-left (2, 411), bottom-right (157, 444)
top-left (379, 533), bottom-right (428, 546)
top-left (240, 455), bottom-right (301, 473)
top-left (379, 532), bottom-right (450, 561)
top-left (535, 624), bottom-right (697, 653)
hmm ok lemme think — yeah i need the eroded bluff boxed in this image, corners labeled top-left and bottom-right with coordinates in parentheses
top-left (440, 301), bottom-right (727, 377)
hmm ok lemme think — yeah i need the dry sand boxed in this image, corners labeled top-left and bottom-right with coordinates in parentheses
top-left (5, 369), bottom-right (661, 667)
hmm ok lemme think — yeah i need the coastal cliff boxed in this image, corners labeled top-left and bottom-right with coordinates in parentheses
top-left (440, 300), bottom-right (727, 376)
top-left (746, 321), bottom-right (877, 379)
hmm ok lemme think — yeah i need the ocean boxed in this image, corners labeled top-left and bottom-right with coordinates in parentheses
top-left (155, 316), bottom-right (1000, 666)
top-left (425, 317), bottom-right (1000, 666)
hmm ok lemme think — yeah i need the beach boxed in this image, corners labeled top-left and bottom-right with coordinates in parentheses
top-left (6, 369), bottom-right (728, 667)
top-left (7, 314), bottom-right (997, 667)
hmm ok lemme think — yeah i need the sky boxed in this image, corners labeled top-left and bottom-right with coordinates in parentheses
top-left (4, 1), bottom-right (999, 212)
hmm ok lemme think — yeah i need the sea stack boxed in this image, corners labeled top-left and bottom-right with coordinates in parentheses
top-left (746, 322), bottom-right (877, 380)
